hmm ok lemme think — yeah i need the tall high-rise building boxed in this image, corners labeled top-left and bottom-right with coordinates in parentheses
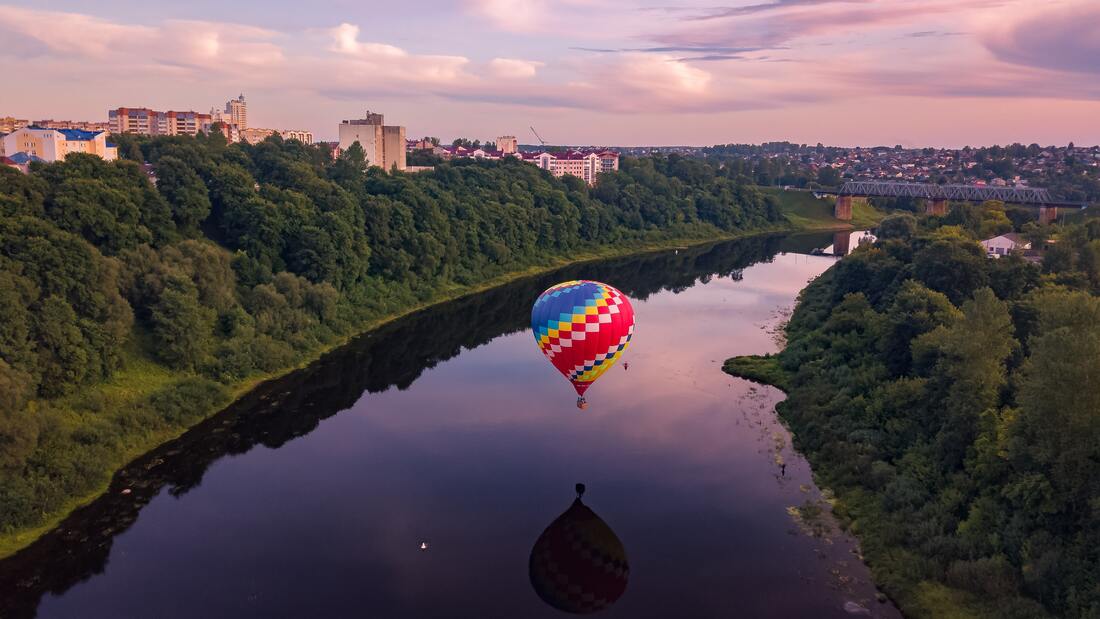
top-left (338, 111), bottom-right (406, 171)
top-left (225, 94), bottom-right (247, 130)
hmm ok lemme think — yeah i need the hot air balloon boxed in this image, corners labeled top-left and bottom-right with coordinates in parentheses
top-left (529, 484), bottom-right (629, 614)
top-left (531, 281), bottom-right (635, 407)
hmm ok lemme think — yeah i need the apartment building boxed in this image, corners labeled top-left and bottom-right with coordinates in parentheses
top-left (338, 111), bottom-right (406, 171)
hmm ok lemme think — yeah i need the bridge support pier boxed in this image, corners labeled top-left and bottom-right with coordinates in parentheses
top-left (1039, 205), bottom-right (1058, 224)
top-left (833, 231), bottom-right (851, 256)
top-left (835, 195), bottom-right (853, 221)
top-left (926, 199), bottom-right (948, 216)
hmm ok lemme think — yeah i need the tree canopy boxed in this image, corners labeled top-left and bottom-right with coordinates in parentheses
top-left (775, 215), bottom-right (1100, 617)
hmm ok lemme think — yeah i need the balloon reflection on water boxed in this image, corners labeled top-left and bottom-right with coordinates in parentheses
top-left (529, 484), bottom-right (629, 614)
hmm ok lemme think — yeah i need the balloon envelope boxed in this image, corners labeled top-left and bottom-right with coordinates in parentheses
top-left (529, 497), bottom-right (630, 614)
top-left (530, 281), bottom-right (635, 397)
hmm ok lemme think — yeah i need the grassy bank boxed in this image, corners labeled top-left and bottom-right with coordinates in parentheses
top-left (758, 187), bottom-right (886, 229)
top-left (0, 211), bottom-right (857, 559)
top-left (721, 354), bottom-right (791, 391)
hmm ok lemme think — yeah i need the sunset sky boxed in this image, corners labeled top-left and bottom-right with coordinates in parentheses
top-left (3, 0), bottom-right (1098, 147)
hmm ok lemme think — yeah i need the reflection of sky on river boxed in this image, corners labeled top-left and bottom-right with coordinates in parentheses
top-left (39, 252), bottom-right (895, 619)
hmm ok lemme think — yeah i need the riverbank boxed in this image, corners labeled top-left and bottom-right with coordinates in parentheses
top-left (721, 230), bottom-right (1075, 618)
top-left (0, 202), bottom-right (874, 559)
top-left (723, 328), bottom-right (1031, 619)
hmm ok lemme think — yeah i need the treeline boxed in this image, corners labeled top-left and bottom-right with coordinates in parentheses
top-left (701, 142), bottom-right (1100, 202)
top-left (0, 133), bottom-right (782, 537)
top-left (771, 211), bottom-right (1100, 616)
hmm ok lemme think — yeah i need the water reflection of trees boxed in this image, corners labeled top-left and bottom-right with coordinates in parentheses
top-left (0, 231), bottom-right (831, 618)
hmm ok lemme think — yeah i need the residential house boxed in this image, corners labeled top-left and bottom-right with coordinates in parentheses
top-left (980, 233), bottom-right (1031, 258)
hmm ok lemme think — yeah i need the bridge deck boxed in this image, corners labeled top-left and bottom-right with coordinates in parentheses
top-left (833, 181), bottom-right (1083, 207)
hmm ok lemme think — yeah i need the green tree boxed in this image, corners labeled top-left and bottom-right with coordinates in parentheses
top-left (880, 280), bottom-right (960, 375)
top-left (877, 213), bottom-right (918, 240)
top-left (1012, 291), bottom-right (1100, 516)
top-left (816, 166), bottom-right (842, 187)
top-left (0, 167), bottom-right (47, 218)
top-left (150, 276), bottom-right (216, 370)
top-left (155, 155), bottom-right (212, 233)
top-left (1041, 241), bottom-right (1075, 274)
top-left (913, 238), bottom-right (989, 305)
top-left (914, 287), bottom-right (1016, 467)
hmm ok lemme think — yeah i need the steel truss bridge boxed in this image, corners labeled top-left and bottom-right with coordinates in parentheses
top-left (837, 181), bottom-right (1083, 207)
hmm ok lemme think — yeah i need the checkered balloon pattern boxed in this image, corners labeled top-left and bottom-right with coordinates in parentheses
top-left (530, 280), bottom-right (635, 397)
top-left (529, 498), bottom-right (630, 614)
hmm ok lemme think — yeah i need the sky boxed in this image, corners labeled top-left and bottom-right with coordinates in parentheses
top-left (2, 0), bottom-right (1099, 147)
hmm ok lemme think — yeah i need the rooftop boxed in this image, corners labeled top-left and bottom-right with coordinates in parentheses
top-left (23, 126), bottom-right (104, 141)
top-left (7, 152), bottom-right (46, 164)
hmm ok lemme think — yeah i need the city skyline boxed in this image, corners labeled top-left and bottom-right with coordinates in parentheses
top-left (2, 0), bottom-right (1099, 147)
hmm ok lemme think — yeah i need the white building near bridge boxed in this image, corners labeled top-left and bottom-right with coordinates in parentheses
top-left (980, 233), bottom-right (1030, 258)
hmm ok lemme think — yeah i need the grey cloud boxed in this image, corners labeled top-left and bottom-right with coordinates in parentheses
top-left (644, 0), bottom-right (1007, 51)
top-left (983, 3), bottom-right (1100, 74)
top-left (570, 45), bottom-right (765, 54)
top-left (637, 0), bottom-right (867, 21)
top-left (906, 30), bottom-right (966, 38)
top-left (837, 66), bottom-right (1100, 100)
top-left (676, 54), bottom-right (745, 62)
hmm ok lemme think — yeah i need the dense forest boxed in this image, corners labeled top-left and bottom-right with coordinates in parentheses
top-left (0, 133), bottom-right (785, 547)
top-left (740, 208), bottom-right (1100, 616)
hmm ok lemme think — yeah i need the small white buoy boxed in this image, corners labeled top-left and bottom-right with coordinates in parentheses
top-left (419, 541), bottom-right (429, 551)
top-left (121, 488), bottom-right (132, 495)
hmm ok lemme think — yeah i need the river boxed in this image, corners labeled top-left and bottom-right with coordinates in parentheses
top-left (0, 231), bottom-right (898, 618)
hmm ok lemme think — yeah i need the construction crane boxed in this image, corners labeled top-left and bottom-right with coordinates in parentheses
top-left (529, 126), bottom-right (548, 147)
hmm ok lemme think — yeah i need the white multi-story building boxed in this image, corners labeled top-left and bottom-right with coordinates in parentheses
top-left (523, 150), bottom-right (620, 185)
top-left (280, 129), bottom-right (313, 144)
top-left (2, 126), bottom-right (117, 163)
top-left (240, 128), bottom-right (314, 145)
top-left (437, 144), bottom-right (620, 185)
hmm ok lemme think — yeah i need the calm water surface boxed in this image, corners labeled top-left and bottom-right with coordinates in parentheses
top-left (0, 232), bottom-right (898, 618)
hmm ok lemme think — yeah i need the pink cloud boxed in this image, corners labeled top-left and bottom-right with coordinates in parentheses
top-left (325, 23), bottom-right (472, 85)
top-left (488, 58), bottom-right (545, 79)
top-left (0, 6), bottom-right (285, 78)
top-left (2, 0), bottom-right (1098, 140)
